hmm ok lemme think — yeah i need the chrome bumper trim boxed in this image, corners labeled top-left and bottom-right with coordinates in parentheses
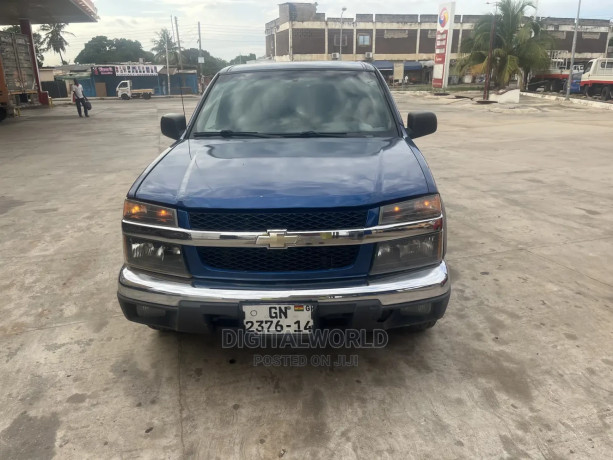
top-left (121, 216), bottom-right (443, 248)
top-left (117, 261), bottom-right (450, 307)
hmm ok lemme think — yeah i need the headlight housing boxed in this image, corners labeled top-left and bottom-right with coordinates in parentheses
top-left (370, 233), bottom-right (443, 275)
top-left (379, 194), bottom-right (441, 225)
top-left (123, 199), bottom-right (177, 227)
top-left (124, 236), bottom-right (189, 277)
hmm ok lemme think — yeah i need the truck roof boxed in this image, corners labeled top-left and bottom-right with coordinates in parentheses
top-left (220, 61), bottom-right (376, 74)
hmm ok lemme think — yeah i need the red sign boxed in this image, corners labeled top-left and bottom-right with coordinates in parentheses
top-left (92, 66), bottom-right (115, 76)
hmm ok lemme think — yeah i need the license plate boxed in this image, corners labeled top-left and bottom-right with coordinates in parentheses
top-left (242, 304), bottom-right (314, 334)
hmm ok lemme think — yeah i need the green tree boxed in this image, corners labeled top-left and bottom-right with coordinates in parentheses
top-left (1, 25), bottom-right (45, 67)
top-left (74, 36), bottom-right (154, 64)
top-left (151, 28), bottom-right (180, 65)
top-left (39, 23), bottom-right (74, 65)
top-left (456, 0), bottom-right (553, 89)
top-left (229, 53), bottom-right (256, 65)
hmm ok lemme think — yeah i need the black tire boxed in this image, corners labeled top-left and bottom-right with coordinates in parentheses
top-left (121, 93), bottom-right (130, 100)
top-left (601, 86), bottom-right (611, 101)
top-left (543, 81), bottom-right (552, 92)
top-left (403, 320), bottom-right (438, 333)
top-left (143, 92), bottom-right (152, 100)
top-left (583, 85), bottom-right (593, 98)
top-left (0, 107), bottom-right (6, 123)
top-left (552, 80), bottom-right (562, 92)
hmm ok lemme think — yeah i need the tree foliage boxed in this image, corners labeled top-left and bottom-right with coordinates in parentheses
top-left (456, 0), bottom-right (553, 89)
top-left (151, 29), bottom-right (229, 76)
top-left (74, 36), bottom-right (154, 64)
top-left (39, 23), bottom-right (73, 65)
top-left (1, 25), bottom-right (45, 67)
top-left (151, 28), bottom-right (180, 65)
top-left (229, 53), bottom-right (257, 65)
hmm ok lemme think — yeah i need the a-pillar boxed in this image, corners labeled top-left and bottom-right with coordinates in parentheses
top-left (19, 18), bottom-right (47, 105)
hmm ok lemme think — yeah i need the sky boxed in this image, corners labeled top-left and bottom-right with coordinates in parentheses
top-left (40, 0), bottom-right (612, 66)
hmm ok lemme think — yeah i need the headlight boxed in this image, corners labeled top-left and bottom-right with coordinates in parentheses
top-left (379, 194), bottom-right (441, 225)
top-left (370, 233), bottom-right (443, 275)
top-left (123, 199), bottom-right (177, 227)
top-left (124, 236), bottom-right (189, 277)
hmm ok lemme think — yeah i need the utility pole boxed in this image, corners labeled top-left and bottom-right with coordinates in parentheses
top-left (565, 0), bottom-right (582, 101)
top-left (484, 2), bottom-right (498, 101)
top-left (339, 7), bottom-right (346, 59)
top-left (198, 21), bottom-right (203, 92)
top-left (165, 35), bottom-right (171, 96)
top-left (175, 16), bottom-right (183, 70)
top-left (170, 15), bottom-right (175, 43)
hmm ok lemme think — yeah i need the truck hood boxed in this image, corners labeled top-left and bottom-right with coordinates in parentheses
top-left (133, 137), bottom-right (430, 209)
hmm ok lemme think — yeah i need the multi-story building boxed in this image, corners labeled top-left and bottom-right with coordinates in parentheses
top-left (265, 2), bottom-right (613, 83)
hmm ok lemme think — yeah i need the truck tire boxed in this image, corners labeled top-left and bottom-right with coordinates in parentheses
top-left (583, 85), bottom-right (593, 98)
top-left (143, 92), bottom-right (152, 100)
top-left (121, 93), bottom-right (130, 100)
top-left (552, 80), bottom-right (562, 92)
top-left (0, 107), bottom-right (6, 123)
top-left (601, 86), bottom-right (611, 101)
top-left (543, 81), bottom-right (552, 92)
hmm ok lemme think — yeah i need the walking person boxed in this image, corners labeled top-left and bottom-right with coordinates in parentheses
top-left (72, 79), bottom-right (89, 118)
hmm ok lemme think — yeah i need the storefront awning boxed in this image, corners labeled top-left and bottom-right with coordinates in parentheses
top-left (1, 0), bottom-right (98, 25)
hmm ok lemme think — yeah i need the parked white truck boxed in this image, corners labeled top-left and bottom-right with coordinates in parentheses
top-left (116, 80), bottom-right (154, 100)
top-left (581, 58), bottom-right (613, 101)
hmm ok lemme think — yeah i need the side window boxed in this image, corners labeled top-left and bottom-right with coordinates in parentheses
top-left (357, 34), bottom-right (371, 46)
top-left (333, 34), bottom-right (348, 46)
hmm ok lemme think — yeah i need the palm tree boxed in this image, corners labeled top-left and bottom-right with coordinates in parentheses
top-left (151, 28), bottom-right (181, 65)
top-left (456, 0), bottom-right (553, 90)
top-left (40, 23), bottom-right (74, 65)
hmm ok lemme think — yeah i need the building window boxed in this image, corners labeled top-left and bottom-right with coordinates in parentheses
top-left (384, 30), bottom-right (409, 39)
top-left (582, 32), bottom-right (600, 40)
top-left (427, 30), bottom-right (437, 39)
top-left (357, 33), bottom-right (371, 46)
top-left (333, 34), bottom-right (348, 46)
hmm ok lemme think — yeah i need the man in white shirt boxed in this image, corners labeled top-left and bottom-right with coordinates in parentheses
top-left (71, 79), bottom-right (89, 117)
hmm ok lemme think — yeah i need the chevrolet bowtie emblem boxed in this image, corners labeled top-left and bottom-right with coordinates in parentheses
top-left (256, 230), bottom-right (299, 249)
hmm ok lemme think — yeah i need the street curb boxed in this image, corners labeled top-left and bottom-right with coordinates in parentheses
top-left (520, 92), bottom-right (613, 111)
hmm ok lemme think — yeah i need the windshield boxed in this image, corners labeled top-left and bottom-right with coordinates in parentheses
top-left (583, 61), bottom-right (593, 74)
top-left (192, 70), bottom-right (397, 137)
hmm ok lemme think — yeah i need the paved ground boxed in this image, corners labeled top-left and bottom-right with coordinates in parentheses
top-left (1, 95), bottom-right (612, 459)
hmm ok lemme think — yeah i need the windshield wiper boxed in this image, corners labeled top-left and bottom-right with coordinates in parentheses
top-left (193, 130), bottom-right (272, 138)
top-left (279, 131), bottom-right (348, 138)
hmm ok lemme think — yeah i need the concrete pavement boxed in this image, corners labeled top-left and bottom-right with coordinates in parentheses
top-left (1, 95), bottom-right (612, 459)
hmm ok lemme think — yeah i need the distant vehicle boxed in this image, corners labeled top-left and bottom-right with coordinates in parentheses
top-left (528, 58), bottom-right (583, 93)
top-left (117, 61), bottom-right (450, 335)
top-left (581, 58), bottom-right (613, 101)
top-left (0, 31), bottom-right (37, 122)
top-left (116, 80), bottom-right (154, 100)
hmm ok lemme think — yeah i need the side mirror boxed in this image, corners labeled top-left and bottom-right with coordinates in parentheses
top-left (161, 113), bottom-right (186, 140)
top-left (407, 112), bottom-right (437, 139)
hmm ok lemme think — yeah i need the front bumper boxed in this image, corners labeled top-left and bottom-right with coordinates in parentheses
top-left (117, 261), bottom-right (450, 333)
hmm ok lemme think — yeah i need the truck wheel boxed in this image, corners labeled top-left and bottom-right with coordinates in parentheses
top-left (543, 81), bottom-right (552, 92)
top-left (143, 93), bottom-right (152, 100)
top-left (0, 107), bottom-right (6, 122)
top-left (552, 80), bottom-right (562, 92)
top-left (601, 86), bottom-right (611, 101)
top-left (121, 93), bottom-right (130, 100)
top-left (583, 85), bottom-right (593, 98)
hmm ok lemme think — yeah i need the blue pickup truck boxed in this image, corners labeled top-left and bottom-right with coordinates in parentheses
top-left (117, 61), bottom-right (450, 335)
